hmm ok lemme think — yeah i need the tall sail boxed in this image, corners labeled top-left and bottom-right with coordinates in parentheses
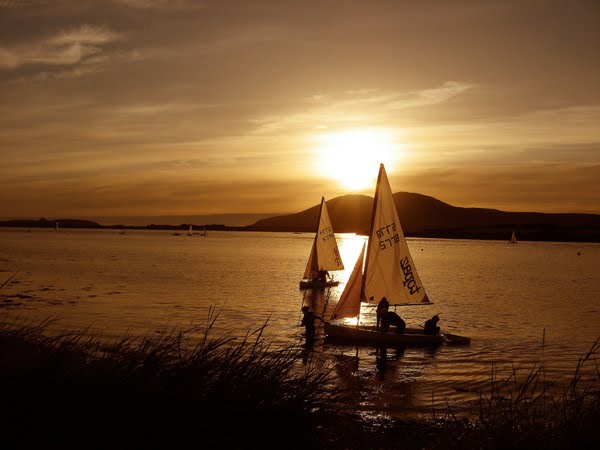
top-left (188, 225), bottom-right (193, 236)
top-left (510, 230), bottom-right (517, 243)
top-left (363, 164), bottom-right (429, 305)
top-left (330, 243), bottom-right (365, 320)
top-left (303, 197), bottom-right (344, 279)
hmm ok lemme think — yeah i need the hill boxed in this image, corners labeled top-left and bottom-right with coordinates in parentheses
top-left (247, 193), bottom-right (600, 242)
top-left (0, 218), bottom-right (101, 229)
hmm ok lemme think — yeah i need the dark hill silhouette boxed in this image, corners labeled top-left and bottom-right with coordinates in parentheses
top-left (0, 218), bottom-right (100, 229)
top-left (247, 195), bottom-right (373, 233)
top-left (248, 193), bottom-right (600, 242)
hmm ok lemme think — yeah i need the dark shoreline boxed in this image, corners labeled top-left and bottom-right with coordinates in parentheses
top-left (2, 218), bottom-right (600, 242)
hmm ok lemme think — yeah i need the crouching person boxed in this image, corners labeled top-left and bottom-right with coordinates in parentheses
top-left (380, 311), bottom-right (406, 334)
top-left (423, 315), bottom-right (440, 335)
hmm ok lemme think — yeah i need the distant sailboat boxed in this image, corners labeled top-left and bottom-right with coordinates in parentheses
top-left (201, 226), bottom-right (207, 237)
top-left (55, 221), bottom-right (59, 231)
top-left (299, 197), bottom-right (344, 289)
top-left (509, 230), bottom-right (517, 244)
top-left (120, 225), bottom-right (126, 235)
top-left (187, 225), bottom-right (193, 236)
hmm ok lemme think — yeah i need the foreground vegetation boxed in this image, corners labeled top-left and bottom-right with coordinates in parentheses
top-left (1, 316), bottom-right (599, 449)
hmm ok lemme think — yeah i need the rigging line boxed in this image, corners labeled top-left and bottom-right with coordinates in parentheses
top-left (1, 270), bottom-right (19, 290)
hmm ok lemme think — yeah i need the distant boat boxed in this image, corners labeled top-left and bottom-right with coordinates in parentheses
top-left (55, 221), bottom-right (59, 231)
top-left (299, 197), bottom-right (344, 289)
top-left (509, 230), bottom-right (517, 244)
top-left (323, 163), bottom-right (470, 346)
top-left (201, 226), bottom-right (207, 237)
top-left (120, 225), bottom-right (126, 235)
top-left (187, 225), bottom-right (193, 236)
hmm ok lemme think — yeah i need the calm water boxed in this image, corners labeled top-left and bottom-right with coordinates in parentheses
top-left (1, 228), bottom-right (599, 418)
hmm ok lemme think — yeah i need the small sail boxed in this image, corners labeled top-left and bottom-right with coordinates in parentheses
top-left (510, 230), bottom-right (517, 243)
top-left (55, 221), bottom-right (59, 231)
top-left (303, 197), bottom-right (344, 279)
top-left (364, 164), bottom-right (429, 305)
top-left (188, 225), bottom-right (193, 236)
top-left (303, 240), bottom-right (318, 279)
top-left (330, 243), bottom-right (365, 320)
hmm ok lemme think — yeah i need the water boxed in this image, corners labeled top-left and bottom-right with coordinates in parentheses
top-left (1, 228), bottom-right (599, 418)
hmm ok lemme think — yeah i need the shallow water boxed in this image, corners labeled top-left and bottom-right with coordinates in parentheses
top-left (1, 228), bottom-right (599, 418)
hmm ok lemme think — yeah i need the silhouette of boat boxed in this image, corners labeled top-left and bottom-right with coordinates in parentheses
top-left (299, 197), bottom-right (344, 289)
top-left (324, 163), bottom-right (470, 346)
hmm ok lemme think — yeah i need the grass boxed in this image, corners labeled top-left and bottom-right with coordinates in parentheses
top-left (0, 312), bottom-right (348, 449)
top-left (425, 339), bottom-right (600, 450)
top-left (1, 314), bottom-right (599, 449)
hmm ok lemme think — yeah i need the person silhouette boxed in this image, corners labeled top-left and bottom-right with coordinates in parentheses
top-left (380, 311), bottom-right (406, 334)
top-left (301, 306), bottom-right (323, 348)
top-left (423, 315), bottom-right (441, 335)
top-left (376, 297), bottom-right (390, 330)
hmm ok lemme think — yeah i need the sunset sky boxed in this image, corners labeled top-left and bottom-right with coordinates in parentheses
top-left (1, 0), bottom-right (599, 220)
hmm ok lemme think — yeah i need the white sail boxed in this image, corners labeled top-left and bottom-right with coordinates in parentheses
top-left (188, 225), bottom-right (193, 236)
top-left (330, 243), bottom-right (365, 320)
top-left (363, 164), bottom-right (429, 305)
top-left (303, 197), bottom-right (344, 279)
top-left (510, 230), bottom-right (517, 243)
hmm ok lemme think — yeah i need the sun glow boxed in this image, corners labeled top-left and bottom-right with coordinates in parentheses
top-left (315, 129), bottom-right (402, 190)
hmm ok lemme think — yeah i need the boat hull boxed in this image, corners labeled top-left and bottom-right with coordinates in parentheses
top-left (299, 279), bottom-right (340, 289)
top-left (323, 323), bottom-right (444, 346)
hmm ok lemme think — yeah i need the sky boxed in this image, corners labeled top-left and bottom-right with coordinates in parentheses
top-left (1, 0), bottom-right (599, 220)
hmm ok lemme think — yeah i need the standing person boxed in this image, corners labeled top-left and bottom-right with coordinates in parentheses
top-left (376, 297), bottom-right (390, 330)
top-left (301, 306), bottom-right (323, 348)
top-left (423, 315), bottom-right (441, 335)
top-left (316, 270), bottom-right (328, 282)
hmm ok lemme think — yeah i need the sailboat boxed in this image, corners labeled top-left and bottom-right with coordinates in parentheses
top-left (299, 197), bottom-right (345, 289)
top-left (201, 226), bottom-right (207, 237)
top-left (509, 230), bottom-right (517, 244)
top-left (187, 225), bottom-right (193, 236)
top-left (55, 221), bottom-right (59, 231)
top-left (323, 164), bottom-right (469, 346)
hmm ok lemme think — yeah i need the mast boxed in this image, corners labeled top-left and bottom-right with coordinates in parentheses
top-left (305, 197), bottom-right (325, 279)
top-left (362, 164), bottom-right (384, 302)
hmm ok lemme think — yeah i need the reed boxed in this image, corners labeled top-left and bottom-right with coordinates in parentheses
top-left (0, 316), bottom-right (347, 449)
top-left (1, 317), bottom-right (599, 449)
top-left (425, 339), bottom-right (600, 449)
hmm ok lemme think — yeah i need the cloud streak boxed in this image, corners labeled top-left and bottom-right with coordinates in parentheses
top-left (250, 81), bottom-right (476, 134)
top-left (0, 25), bottom-right (122, 70)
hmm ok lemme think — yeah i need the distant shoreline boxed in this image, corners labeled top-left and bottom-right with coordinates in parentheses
top-left (1, 219), bottom-right (599, 243)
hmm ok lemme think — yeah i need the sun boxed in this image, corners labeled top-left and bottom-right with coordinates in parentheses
top-left (315, 129), bottom-right (402, 190)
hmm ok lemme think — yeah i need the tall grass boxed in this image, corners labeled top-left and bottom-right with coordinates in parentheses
top-left (0, 313), bottom-right (347, 449)
top-left (427, 339), bottom-right (600, 449)
top-left (2, 315), bottom-right (599, 449)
